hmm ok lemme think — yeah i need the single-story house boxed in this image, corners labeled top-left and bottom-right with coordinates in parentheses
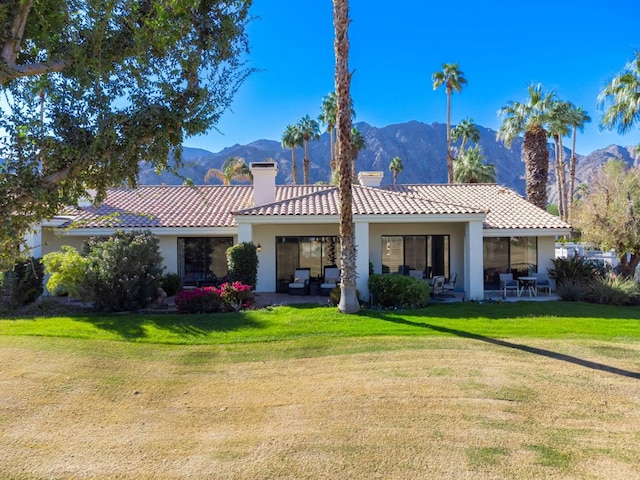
top-left (29, 162), bottom-right (571, 300)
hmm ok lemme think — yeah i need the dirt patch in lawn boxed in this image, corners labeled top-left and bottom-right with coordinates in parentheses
top-left (1, 336), bottom-right (639, 479)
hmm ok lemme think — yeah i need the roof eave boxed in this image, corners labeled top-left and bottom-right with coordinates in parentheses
top-left (483, 227), bottom-right (572, 237)
top-left (50, 226), bottom-right (239, 236)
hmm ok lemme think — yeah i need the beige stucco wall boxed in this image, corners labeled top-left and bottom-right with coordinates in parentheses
top-left (251, 221), bottom-right (471, 298)
top-left (41, 228), bottom-right (237, 277)
top-left (41, 229), bottom-right (86, 255)
top-left (537, 236), bottom-right (557, 288)
top-left (40, 225), bottom-right (562, 299)
top-left (251, 223), bottom-right (340, 292)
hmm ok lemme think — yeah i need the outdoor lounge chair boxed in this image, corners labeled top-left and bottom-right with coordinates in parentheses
top-left (320, 266), bottom-right (340, 295)
top-left (444, 272), bottom-right (457, 292)
top-left (289, 268), bottom-right (311, 295)
top-left (430, 275), bottom-right (446, 298)
top-left (499, 273), bottom-right (518, 297)
top-left (533, 272), bottom-right (551, 295)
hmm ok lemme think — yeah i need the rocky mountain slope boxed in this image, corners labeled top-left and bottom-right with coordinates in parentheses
top-left (138, 121), bottom-right (640, 200)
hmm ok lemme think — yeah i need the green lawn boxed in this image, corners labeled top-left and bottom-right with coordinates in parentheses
top-left (2, 300), bottom-right (639, 346)
top-left (2, 300), bottom-right (640, 479)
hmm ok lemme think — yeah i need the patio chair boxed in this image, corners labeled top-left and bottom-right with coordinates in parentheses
top-left (288, 268), bottom-right (311, 295)
top-left (409, 269), bottom-right (424, 281)
top-left (181, 272), bottom-right (199, 290)
top-left (444, 272), bottom-right (457, 292)
top-left (533, 272), bottom-right (551, 295)
top-left (320, 266), bottom-right (340, 295)
top-left (430, 275), bottom-right (446, 298)
top-left (499, 273), bottom-right (518, 297)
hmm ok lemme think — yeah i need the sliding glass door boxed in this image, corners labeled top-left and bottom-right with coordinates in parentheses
top-left (178, 237), bottom-right (233, 281)
top-left (275, 237), bottom-right (341, 291)
top-left (483, 237), bottom-right (537, 289)
top-left (381, 235), bottom-right (450, 278)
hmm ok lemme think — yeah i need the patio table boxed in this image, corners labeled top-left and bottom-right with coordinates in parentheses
top-left (518, 276), bottom-right (537, 297)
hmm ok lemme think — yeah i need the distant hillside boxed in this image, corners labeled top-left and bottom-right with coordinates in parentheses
top-left (138, 121), bottom-right (640, 199)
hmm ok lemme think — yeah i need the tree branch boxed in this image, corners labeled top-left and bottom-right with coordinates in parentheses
top-left (1, 0), bottom-right (67, 84)
top-left (1, 0), bottom-right (33, 70)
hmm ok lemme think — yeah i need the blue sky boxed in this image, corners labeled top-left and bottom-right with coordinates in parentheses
top-left (185, 0), bottom-right (640, 155)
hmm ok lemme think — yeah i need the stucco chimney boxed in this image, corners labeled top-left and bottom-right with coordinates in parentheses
top-left (358, 171), bottom-right (384, 187)
top-left (250, 161), bottom-right (278, 206)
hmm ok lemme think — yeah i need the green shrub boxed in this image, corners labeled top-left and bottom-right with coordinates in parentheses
top-left (368, 274), bottom-right (430, 309)
top-left (83, 230), bottom-right (164, 312)
top-left (226, 242), bottom-right (258, 288)
top-left (549, 255), bottom-right (600, 288)
top-left (42, 246), bottom-right (90, 297)
top-left (555, 283), bottom-right (586, 302)
top-left (1, 257), bottom-right (44, 309)
top-left (160, 273), bottom-right (181, 297)
top-left (583, 276), bottom-right (640, 306)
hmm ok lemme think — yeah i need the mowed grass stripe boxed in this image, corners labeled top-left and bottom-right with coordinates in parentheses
top-left (1, 301), bottom-right (640, 345)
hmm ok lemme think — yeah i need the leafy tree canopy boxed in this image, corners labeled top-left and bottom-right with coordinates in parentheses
top-left (0, 0), bottom-right (253, 267)
top-left (572, 160), bottom-right (640, 277)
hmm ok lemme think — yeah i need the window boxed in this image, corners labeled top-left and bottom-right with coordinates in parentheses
top-left (178, 237), bottom-right (233, 280)
top-left (275, 237), bottom-right (340, 291)
top-left (483, 237), bottom-right (537, 289)
top-left (381, 235), bottom-right (449, 278)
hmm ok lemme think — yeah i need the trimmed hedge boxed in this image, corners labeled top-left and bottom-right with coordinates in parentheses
top-left (368, 274), bottom-right (429, 309)
top-left (226, 242), bottom-right (258, 288)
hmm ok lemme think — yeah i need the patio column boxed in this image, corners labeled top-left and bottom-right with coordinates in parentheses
top-left (354, 221), bottom-right (370, 301)
top-left (465, 220), bottom-right (484, 300)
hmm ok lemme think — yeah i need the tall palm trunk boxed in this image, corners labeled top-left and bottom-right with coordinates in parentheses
top-left (303, 137), bottom-right (310, 185)
top-left (291, 148), bottom-right (299, 185)
top-left (557, 136), bottom-right (567, 221)
top-left (329, 124), bottom-right (336, 174)
top-left (553, 135), bottom-right (565, 219)
top-left (333, 0), bottom-right (359, 314)
top-left (523, 124), bottom-right (549, 210)
top-left (446, 88), bottom-right (453, 183)
top-left (568, 126), bottom-right (578, 221)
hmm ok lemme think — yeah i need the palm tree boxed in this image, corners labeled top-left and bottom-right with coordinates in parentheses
top-left (598, 50), bottom-right (640, 136)
top-left (567, 105), bottom-right (591, 221)
top-left (204, 157), bottom-right (251, 185)
top-left (547, 100), bottom-right (572, 220)
top-left (389, 156), bottom-right (403, 185)
top-left (333, 0), bottom-right (359, 313)
top-left (281, 124), bottom-right (303, 185)
top-left (432, 63), bottom-right (467, 183)
top-left (319, 92), bottom-right (338, 174)
top-left (297, 114), bottom-right (320, 185)
top-left (497, 84), bottom-right (556, 209)
top-left (350, 126), bottom-right (366, 180)
top-left (453, 146), bottom-right (496, 183)
top-left (451, 118), bottom-right (480, 155)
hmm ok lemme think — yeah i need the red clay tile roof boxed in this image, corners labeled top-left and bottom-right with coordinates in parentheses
top-left (64, 185), bottom-right (254, 229)
top-left (235, 186), bottom-right (485, 216)
top-left (59, 183), bottom-right (570, 231)
top-left (387, 184), bottom-right (571, 230)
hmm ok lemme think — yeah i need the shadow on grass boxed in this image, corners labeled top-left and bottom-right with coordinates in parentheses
top-left (370, 300), bottom-right (640, 321)
top-left (376, 313), bottom-right (640, 380)
top-left (77, 311), bottom-right (266, 340)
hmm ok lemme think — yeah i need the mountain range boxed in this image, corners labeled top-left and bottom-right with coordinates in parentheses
top-left (139, 121), bottom-right (640, 202)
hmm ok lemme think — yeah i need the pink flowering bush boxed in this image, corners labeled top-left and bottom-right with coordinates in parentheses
top-left (174, 286), bottom-right (223, 314)
top-left (218, 281), bottom-right (255, 311)
top-left (174, 282), bottom-right (254, 314)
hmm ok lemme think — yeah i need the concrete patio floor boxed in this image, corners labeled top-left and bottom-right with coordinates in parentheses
top-left (253, 290), bottom-right (559, 308)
